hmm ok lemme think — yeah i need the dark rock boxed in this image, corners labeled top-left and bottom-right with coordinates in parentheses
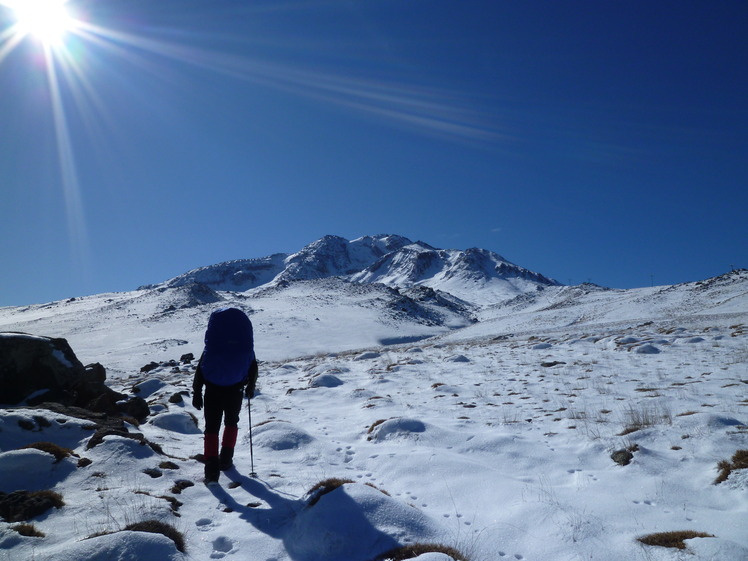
top-left (26, 388), bottom-right (75, 407)
top-left (33, 416), bottom-right (51, 428)
top-left (0, 333), bottom-right (86, 404)
top-left (85, 390), bottom-right (123, 415)
top-left (17, 418), bottom-right (36, 431)
top-left (84, 363), bottom-right (107, 384)
top-left (180, 353), bottom-right (194, 364)
top-left (28, 402), bottom-right (107, 425)
top-left (541, 361), bottom-right (566, 368)
top-left (17, 402), bottom-right (159, 455)
top-left (140, 362), bottom-right (160, 374)
top-left (168, 392), bottom-right (184, 404)
top-left (85, 424), bottom-right (163, 454)
top-left (0, 334), bottom-right (135, 425)
top-left (611, 449), bottom-right (634, 466)
top-left (143, 468), bottom-right (162, 478)
top-left (117, 396), bottom-right (150, 422)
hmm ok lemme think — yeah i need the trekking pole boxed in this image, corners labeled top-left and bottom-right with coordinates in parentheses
top-left (247, 397), bottom-right (257, 478)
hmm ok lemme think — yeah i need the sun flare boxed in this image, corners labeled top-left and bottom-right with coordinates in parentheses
top-left (10, 0), bottom-right (76, 46)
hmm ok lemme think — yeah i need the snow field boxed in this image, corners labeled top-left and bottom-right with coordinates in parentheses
top-left (1, 307), bottom-right (747, 559)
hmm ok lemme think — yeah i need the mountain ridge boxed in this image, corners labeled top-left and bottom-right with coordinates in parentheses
top-left (1, 236), bottom-right (745, 368)
top-left (146, 234), bottom-right (560, 305)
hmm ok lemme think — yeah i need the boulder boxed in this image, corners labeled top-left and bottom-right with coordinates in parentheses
top-left (0, 332), bottom-right (148, 421)
top-left (0, 333), bottom-right (87, 404)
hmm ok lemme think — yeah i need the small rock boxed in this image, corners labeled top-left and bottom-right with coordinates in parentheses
top-left (140, 362), bottom-right (160, 374)
top-left (611, 449), bottom-right (634, 466)
top-left (117, 397), bottom-right (150, 422)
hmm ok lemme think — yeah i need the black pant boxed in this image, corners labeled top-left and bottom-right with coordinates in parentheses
top-left (203, 383), bottom-right (243, 434)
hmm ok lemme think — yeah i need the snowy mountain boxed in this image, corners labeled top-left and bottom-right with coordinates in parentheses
top-left (1, 238), bottom-right (747, 561)
top-left (352, 244), bottom-right (558, 303)
top-left (149, 234), bottom-right (559, 305)
top-left (0, 236), bottom-right (745, 370)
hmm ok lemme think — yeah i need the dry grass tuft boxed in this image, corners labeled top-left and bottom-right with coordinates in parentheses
top-left (368, 419), bottom-right (388, 434)
top-left (714, 449), bottom-right (748, 484)
top-left (618, 403), bottom-right (672, 435)
top-left (376, 542), bottom-right (469, 561)
top-left (364, 482), bottom-right (391, 496)
top-left (123, 520), bottom-right (186, 553)
top-left (637, 530), bottom-right (714, 549)
top-left (307, 478), bottom-right (355, 507)
top-left (0, 490), bottom-right (65, 522)
top-left (11, 523), bottom-right (45, 537)
top-left (19, 442), bottom-right (75, 463)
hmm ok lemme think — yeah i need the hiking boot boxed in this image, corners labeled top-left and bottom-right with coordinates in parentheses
top-left (204, 456), bottom-right (220, 483)
top-left (219, 447), bottom-right (234, 471)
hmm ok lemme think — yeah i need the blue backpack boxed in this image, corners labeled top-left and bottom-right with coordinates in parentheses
top-left (201, 307), bottom-right (254, 386)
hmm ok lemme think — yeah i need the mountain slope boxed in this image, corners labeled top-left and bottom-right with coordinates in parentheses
top-left (2, 236), bottom-right (748, 561)
top-left (353, 245), bottom-right (559, 303)
top-left (1, 276), bottom-right (747, 561)
top-left (149, 234), bottom-right (558, 306)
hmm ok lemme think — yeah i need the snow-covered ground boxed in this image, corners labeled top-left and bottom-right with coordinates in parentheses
top-left (1, 271), bottom-right (747, 561)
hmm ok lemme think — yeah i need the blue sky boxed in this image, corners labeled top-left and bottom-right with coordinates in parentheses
top-left (1, 0), bottom-right (746, 307)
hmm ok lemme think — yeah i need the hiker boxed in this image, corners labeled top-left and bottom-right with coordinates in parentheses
top-left (192, 307), bottom-right (258, 483)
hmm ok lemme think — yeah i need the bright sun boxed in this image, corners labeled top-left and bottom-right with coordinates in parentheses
top-left (11, 0), bottom-right (76, 46)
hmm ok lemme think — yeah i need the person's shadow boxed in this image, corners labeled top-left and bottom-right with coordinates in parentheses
top-left (208, 469), bottom-right (401, 561)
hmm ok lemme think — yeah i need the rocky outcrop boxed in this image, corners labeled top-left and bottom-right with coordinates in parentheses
top-left (0, 332), bottom-right (148, 421)
top-left (0, 333), bottom-right (87, 405)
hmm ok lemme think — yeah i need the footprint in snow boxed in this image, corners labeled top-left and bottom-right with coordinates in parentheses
top-left (343, 447), bottom-right (355, 463)
top-left (211, 536), bottom-right (234, 558)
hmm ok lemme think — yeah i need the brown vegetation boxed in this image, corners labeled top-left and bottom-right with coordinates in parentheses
top-left (714, 449), bottom-right (748, 484)
top-left (637, 530), bottom-right (714, 549)
top-left (123, 520), bottom-right (186, 553)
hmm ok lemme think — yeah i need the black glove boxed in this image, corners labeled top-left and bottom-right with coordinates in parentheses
top-left (192, 391), bottom-right (203, 410)
top-left (244, 385), bottom-right (254, 399)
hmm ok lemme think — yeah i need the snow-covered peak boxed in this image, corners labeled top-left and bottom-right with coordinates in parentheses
top-left (153, 254), bottom-right (288, 292)
top-left (278, 234), bottom-right (416, 283)
top-left (353, 243), bottom-right (559, 304)
top-left (151, 234), bottom-right (557, 306)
